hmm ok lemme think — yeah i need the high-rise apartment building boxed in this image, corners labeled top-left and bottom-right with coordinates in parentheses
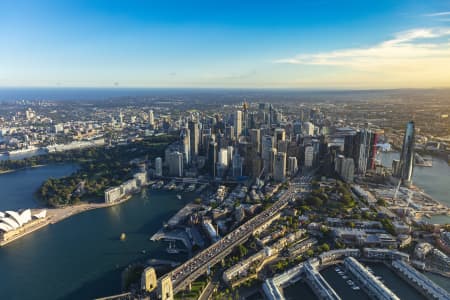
top-left (398, 121), bottom-right (415, 186)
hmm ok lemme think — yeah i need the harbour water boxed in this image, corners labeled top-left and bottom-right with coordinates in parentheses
top-left (380, 152), bottom-right (450, 224)
top-left (0, 164), bottom-right (78, 210)
top-left (283, 280), bottom-right (318, 300)
top-left (1, 154), bottom-right (449, 299)
top-left (0, 165), bottom-right (189, 300)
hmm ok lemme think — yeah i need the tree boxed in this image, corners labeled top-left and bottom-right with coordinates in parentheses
top-left (307, 196), bottom-right (323, 207)
top-left (377, 198), bottom-right (387, 206)
top-left (321, 243), bottom-right (330, 252)
top-left (238, 244), bottom-right (248, 258)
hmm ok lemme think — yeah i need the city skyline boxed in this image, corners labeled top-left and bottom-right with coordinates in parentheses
top-left (1, 0), bottom-right (450, 89)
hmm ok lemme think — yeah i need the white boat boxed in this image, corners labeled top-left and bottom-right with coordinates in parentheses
top-left (176, 194), bottom-right (182, 200)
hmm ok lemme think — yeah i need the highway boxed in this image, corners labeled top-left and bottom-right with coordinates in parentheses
top-left (163, 182), bottom-right (297, 294)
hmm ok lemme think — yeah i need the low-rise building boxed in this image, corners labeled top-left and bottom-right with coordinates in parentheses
top-left (363, 248), bottom-right (409, 261)
top-left (319, 249), bottom-right (360, 265)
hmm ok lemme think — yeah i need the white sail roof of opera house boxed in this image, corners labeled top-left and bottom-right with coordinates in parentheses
top-left (1, 217), bottom-right (20, 230)
top-left (0, 209), bottom-right (41, 233)
top-left (6, 210), bottom-right (26, 226)
top-left (33, 210), bottom-right (47, 219)
top-left (0, 223), bottom-right (14, 232)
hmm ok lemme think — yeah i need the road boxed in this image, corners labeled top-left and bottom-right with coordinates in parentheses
top-left (162, 181), bottom-right (299, 294)
top-left (198, 271), bottom-right (220, 300)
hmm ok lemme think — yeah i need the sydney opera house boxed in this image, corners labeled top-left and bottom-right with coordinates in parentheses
top-left (0, 209), bottom-right (47, 243)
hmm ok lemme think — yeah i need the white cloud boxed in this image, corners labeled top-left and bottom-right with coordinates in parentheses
top-left (275, 28), bottom-right (450, 66)
top-left (425, 11), bottom-right (450, 17)
top-left (273, 28), bottom-right (450, 88)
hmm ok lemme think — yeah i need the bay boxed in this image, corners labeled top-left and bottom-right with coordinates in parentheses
top-left (0, 165), bottom-right (189, 300)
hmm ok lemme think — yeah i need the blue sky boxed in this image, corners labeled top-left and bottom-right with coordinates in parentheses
top-left (1, 0), bottom-right (449, 88)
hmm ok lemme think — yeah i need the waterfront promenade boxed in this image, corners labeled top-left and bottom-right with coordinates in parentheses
top-left (0, 197), bottom-right (132, 247)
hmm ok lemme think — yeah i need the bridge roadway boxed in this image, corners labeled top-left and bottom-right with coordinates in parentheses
top-left (164, 187), bottom-right (295, 294)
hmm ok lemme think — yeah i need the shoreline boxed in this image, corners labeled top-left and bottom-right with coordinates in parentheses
top-left (0, 163), bottom-right (63, 175)
top-left (0, 196), bottom-right (132, 247)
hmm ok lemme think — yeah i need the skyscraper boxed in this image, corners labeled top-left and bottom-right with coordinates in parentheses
top-left (181, 127), bottom-right (190, 165)
top-left (227, 146), bottom-right (234, 165)
top-left (235, 110), bottom-right (242, 138)
top-left (341, 157), bottom-right (355, 182)
top-left (225, 125), bottom-right (235, 142)
top-left (148, 110), bottom-right (155, 126)
top-left (304, 145), bottom-right (314, 167)
top-left (261, 135), bottom-right (274, 161)
top-left (273, 152), bottom-right (286, 182)
top-left (274, 128), bottom-right (286, 146)
top-left (232, 152), bottom-right (243, 177)
top-left (293, 121), bottom-right (302, 135)
top-left (399, 121), bottom-right (415, 186)
top-left (249, 128), bottom-right (261, 154)
top-left (356, 129), bottom-right (372, 174)
top-left (208, 140), bottom-right (218, 177)
top-left (303, 122), bottom-right (314, 136)
top-left (188, 120), bottom-right (199, 160)
top-left (268, 147), bottom-right (277, 174)
top-left (287, 156), bottom-right (298, 176)
top-left (168, 151), bottom-right (183, 177)
top-left (217, 148), bottom-right (229, 177)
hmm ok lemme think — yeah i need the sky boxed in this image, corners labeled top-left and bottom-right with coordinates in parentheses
top-left (0, 0), bottom-right (450, 89)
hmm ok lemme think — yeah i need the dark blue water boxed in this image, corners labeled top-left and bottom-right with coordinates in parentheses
top-left (321, 266), bottom-right (371, 299)
top-left (283, 280), bottom-right (317, 300)
top-left (366, 263), bottom-right (427, 300)
top-left (0, 87), bottom-right (252, 101)
top-left (0, 164), bottom-right (78, 210)
top-left (0, 88), bottom-right (423, 102)
top-left (0, 165), bottom-right (190, 300)
top-left (0, 88), bottom-right (176, 101)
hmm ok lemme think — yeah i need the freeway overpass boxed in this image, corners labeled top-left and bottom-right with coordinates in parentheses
top-left (158, 186), bottom-right (294, 295)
